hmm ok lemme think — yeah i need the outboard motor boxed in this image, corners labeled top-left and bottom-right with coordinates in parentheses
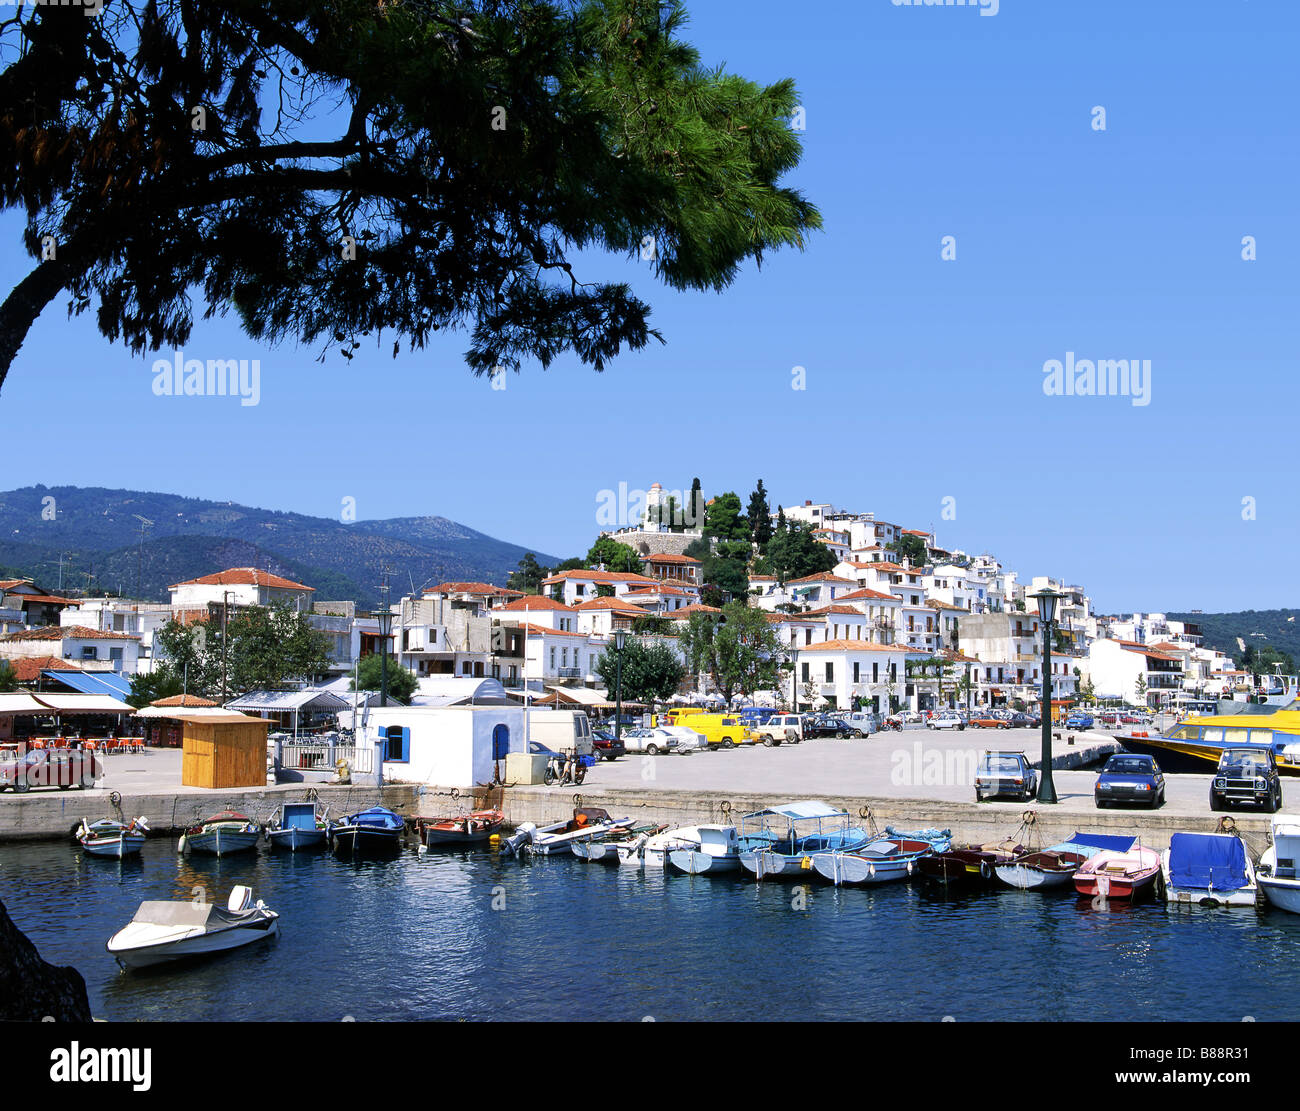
top-left (499, 822), bottom-right (536, 857)
top-left (227, 886), bottom-right (253, 912)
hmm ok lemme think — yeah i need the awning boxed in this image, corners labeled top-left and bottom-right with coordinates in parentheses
top-left (0, 693), bottom-right (55, 715)
top-left (32, 694), bottom-right (132, 714)
top-left (743, 800), bottom-right (844, 821)
top-left (41, 670), bottom-right (132, 701)
top-left (135, 705), bottom-right (250, 720)
top-left (225, 690), bottom-right (350, 713)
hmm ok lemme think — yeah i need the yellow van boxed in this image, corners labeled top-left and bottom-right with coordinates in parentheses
top-left (684, 714), bottom-right (754, 750)
top-left (654, 708), bottom-right (707, 728)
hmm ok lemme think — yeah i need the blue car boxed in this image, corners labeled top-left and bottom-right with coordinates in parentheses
top-left (1094, 753), bottom-right (1165, 808)
top-left (1066, 712), bottom-right (1094, 730)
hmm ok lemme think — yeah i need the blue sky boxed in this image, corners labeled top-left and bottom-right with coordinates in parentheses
top-left (1, 1), bottom-right (1296, 613)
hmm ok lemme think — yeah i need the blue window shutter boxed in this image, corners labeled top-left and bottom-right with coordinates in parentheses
top-left (492, 724), bottom-right (510, 761)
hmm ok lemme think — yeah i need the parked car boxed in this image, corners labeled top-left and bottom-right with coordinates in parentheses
top-left (1065, 712), bottom-right (1095, 731)
top-left (1007, 712), bottom-right (1040, 729)
top-left (806, 715), bottom-right (854, 738)
top-left (1094, 754), bottom-right (1165, 808)
top-left (1210, 747), bottom-right (1282, 812)
top-left (928, 711), bottom-right (966, 731)
top-left (656, 725), bottom-right (706, 753)
top-left (841, 711), bottom-right (880, 737)
top-left (974, 751), bottom-right (1038, 802)
top-left (971, 715), bottom-right (1011, 730)
top-left (591, 730), bottom-right (625, 761)
top-left (750, 713), bottom-right (804, 745)
top-left (620, 728), bottom-right (681, 756)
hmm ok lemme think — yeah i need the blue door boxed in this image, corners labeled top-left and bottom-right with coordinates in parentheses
top-left (491, 724), bottom-right (510, 761)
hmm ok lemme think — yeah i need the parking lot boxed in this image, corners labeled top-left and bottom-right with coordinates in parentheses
top-left (588, 724), bottom-right (1236, 817)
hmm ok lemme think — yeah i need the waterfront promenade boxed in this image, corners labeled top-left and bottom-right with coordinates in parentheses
top-left (0, 729), bottom-right (1267, 854)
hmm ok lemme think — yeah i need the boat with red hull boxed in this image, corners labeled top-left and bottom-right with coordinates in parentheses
top-left (417, 809), bottom-right (505, 847)
top-left (1073, 844), bottom-right (1162, 900)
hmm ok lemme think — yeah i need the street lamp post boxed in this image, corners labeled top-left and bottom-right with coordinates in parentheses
top-left (1031, 588), bottom-right (1061, 804)
top-left (614, 629), bottom-right (626, 743)
top-left (789, 633), bottom-right (800, 714)
top-left (376, 589), bottom-right (393, 709)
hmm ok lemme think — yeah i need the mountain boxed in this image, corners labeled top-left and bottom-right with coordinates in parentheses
top-left (1168, 610), bottom-right (1300, 665)
top-left (0, 486), bottom-right (563, 607)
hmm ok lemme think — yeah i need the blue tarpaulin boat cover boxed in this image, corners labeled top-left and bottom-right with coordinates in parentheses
top-left (1059, 832), bottom-right (1139, 855)
top-left (1168, 833), bottom-right (1250, 891)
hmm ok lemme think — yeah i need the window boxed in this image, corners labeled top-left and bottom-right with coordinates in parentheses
top-left (461, 661), bottom-right (472, 675)
top-left (853, 661), bottom-right (860, 683)
top-left (825, 662), bottom-right (834, 682)
top-left (550, 647), bottom-right (556, 668)
top-left (382, 725), bottom-right (410, 763)
top-left (81, 646), bottom-right (97, 659)
top-left (109, 647), bottom-right (123, 663)
top-left (873, 662), bottom-right (879, 683)
top-left (801, 662), bottom-right (810, 683)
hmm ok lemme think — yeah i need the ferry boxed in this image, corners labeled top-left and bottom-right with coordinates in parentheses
top-left (1119, 701), bottom-right (1300, 776)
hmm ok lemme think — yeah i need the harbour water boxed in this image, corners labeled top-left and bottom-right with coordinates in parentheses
top-left (6, 838), bottom-right (1300, 1022)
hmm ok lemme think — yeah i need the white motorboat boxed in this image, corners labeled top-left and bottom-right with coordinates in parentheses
top-left (106, 886), bottom-right (279, 970)
top-left (1258, 817), bottom-right (1300, 914)
top-left (1161, 831), bottom-right (1258, 908)
top-left (667, 825), bottom-right (749, 875)
top-left (526, 808), bottom-right (632, 856)
top-left (638, 825), bottom-right (705, 869)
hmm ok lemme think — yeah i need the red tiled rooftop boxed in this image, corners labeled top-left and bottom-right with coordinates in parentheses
top-left (170, 567), bottom-right (314, 591)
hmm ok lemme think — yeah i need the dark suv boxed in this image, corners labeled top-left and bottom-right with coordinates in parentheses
top-left (1210, 746), bottom-right (1282, 812)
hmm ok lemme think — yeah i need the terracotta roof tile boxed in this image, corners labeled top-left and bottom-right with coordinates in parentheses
top-left (170, 567), bottom-right (314, 591)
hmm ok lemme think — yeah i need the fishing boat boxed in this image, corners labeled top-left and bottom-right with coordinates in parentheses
top-left (668, 825), bottom-right (758, 875)
top-left (994, 849), bottom-right (1088, 891)
top-left (179, 811), bottom-right (261, 856)
top-left (417, 808), bottom-right (504, 847)
top-left (76, 816), bottom-right (149, 858)
top-left (1119, 704), bottom-right (1300, 776)
top-left (810, 838), bottom-right (936, 886)
top-left (527, 808), bottom-right (632, 857)
top-left (572, 824), bottom-right (664, 865)
top-left (265, 801), bottom-right (329, 852)
top-left (499, 808), bottom-right (631, 857)
top-left (1258, 817), bottom-right (1300, 914)
top-left (917, 840), bottom-right (1025, 888)
top-left (1161, 832), bottom-right (1257, 908)
top-left (1074, 843), bottom-right (1162, 901)
top-left (738, 801), bottom-right (874, 880)
top-left (994, 832), bottom-right (1134, 891)
top-left (330, 806), bottom-right (405, 857)
top-left (107, 885), bottom-right (278, 970)
top-left (635, 825), bottom-right (705, 869)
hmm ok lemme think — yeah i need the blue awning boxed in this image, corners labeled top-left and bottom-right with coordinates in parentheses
top-left (42, 670), bottom-right (132, 701)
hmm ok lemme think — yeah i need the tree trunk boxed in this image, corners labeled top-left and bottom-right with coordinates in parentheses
top-left (0, 258), bottom-right (72, 396)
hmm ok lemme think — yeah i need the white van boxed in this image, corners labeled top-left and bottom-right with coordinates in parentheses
top-left (527, 709), bottom-right (593, 756)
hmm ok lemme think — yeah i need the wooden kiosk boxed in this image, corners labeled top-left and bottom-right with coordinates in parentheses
top-left (178, 711), bottom-right (271, 789)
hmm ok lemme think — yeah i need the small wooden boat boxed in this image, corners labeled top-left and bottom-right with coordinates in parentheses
top-left (179, 811), bottom-right (261, 856)
top-left (918, 841), bottom-right (1025, 887)
top-left (1161, 832), bottom-right (1257, 908)
top-left (1259, 817), bottom-right (1300, 914)
top-left (265, 802), bottom-right (329, 852)
top-left (417, 808), bottom-right (504, 847)
top-left (1074, 844), bottom-right (1162, 900)
top-left (330, 806), bottom-right (405, 857)
top-left (107, 886), bottom-right (278, 970)
top-left (811, 838), bottom-right (935, 886)
top-left (76, 816), bottom-right (149, 858)
top-left (995, 849), bottom-right (1089, 891)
